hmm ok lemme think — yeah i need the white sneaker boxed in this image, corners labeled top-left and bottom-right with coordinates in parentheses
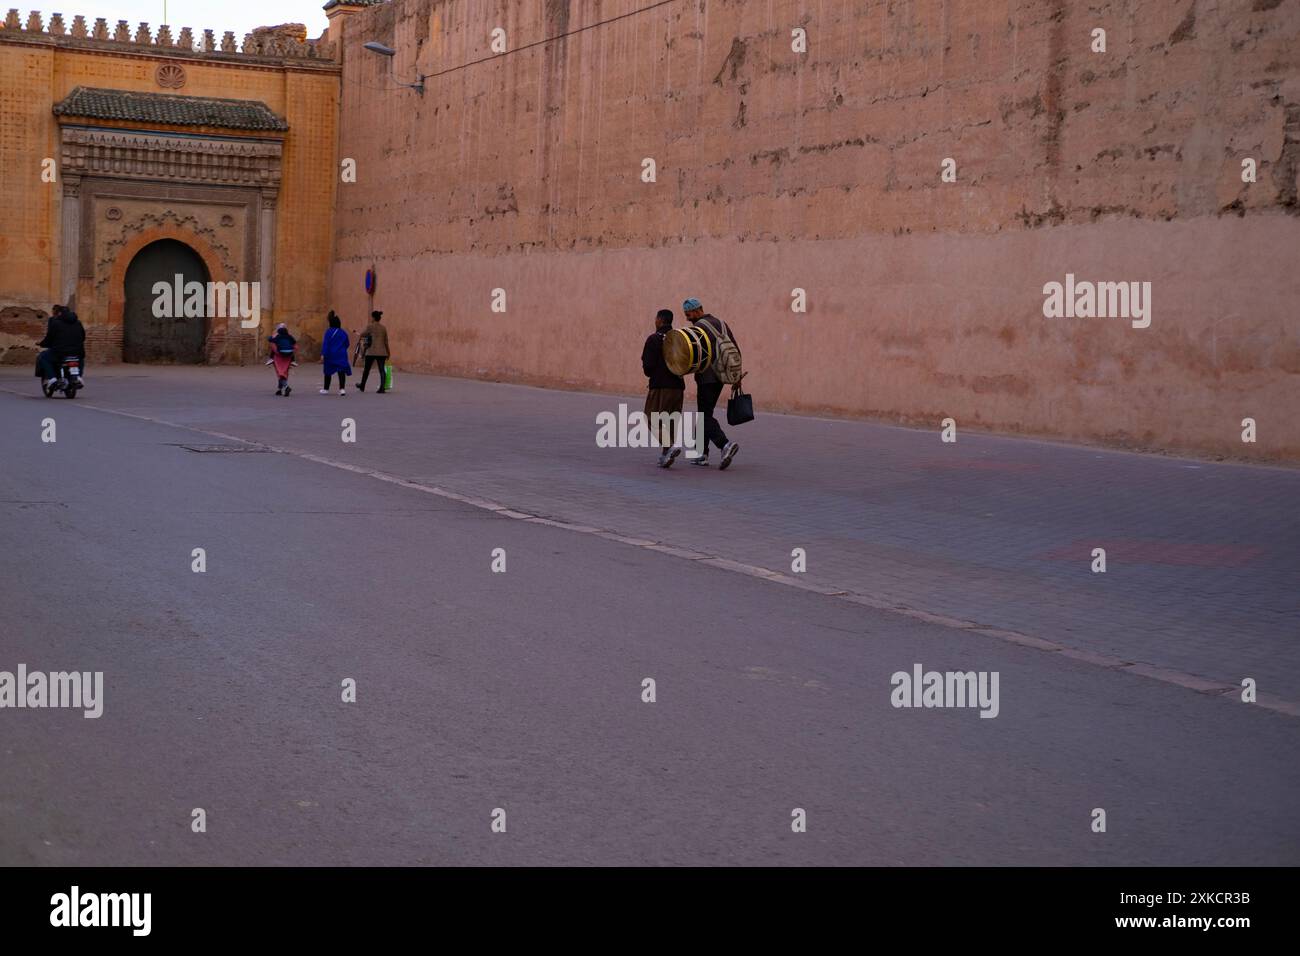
top-left (719, 441), bottom-right (740, 470)
top-left (319, 388), bottom-right (330, 394)
top-left (338, 389), bottom-right (347, 396)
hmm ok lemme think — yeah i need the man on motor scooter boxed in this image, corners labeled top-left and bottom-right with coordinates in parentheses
top-left (36, 305), bottom-right (86, 388)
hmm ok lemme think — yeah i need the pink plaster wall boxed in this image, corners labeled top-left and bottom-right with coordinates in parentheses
top-left (330, 0), bottom-right (1300, 460)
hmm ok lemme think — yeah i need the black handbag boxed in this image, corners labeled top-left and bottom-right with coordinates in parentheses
top-left (726, 380), bottom-right (754, 426)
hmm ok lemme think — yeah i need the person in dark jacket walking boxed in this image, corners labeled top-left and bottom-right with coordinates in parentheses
top-left (267, 323), bottom-right (297, 396)
top-left (357, 310), bottom-right (390, 393)
top-left (642, 308), bottom-right (686, 468)
top-left (682, 297), bottom-right (740, 470)
top-left (35, 305), bottom-right (86, 386)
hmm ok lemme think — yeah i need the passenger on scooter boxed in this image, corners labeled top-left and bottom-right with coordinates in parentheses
top-left (35, 305), bottom-right (86, 388)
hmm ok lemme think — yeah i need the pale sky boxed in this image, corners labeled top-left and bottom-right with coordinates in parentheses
top-left (46, 0), bottom-right (331, 43)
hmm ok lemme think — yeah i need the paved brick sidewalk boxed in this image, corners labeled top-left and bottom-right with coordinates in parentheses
top-left (5, 366), bottom-right (1296, 696)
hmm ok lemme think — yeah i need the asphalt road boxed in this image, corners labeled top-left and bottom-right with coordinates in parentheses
top-left (0, 371), bottom-right (1296, 865)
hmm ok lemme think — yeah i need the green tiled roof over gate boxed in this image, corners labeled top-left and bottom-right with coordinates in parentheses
top-left (54, 86), bottom-right (288, 132)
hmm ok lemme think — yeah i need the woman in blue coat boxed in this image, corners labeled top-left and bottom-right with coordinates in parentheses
top-left (319, 311), bottom-right (352, 395)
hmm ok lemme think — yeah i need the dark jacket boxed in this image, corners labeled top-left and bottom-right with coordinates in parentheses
top-left (691, 314), bottom-right (737, 385)
top-left (268, 330), bottom-right (297, 354)
top-left (642, 329), bottom-right (685, 391)
top-left (38, 311), bottom-right (86, 358)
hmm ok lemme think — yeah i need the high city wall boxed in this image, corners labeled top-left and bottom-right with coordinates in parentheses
top-left (330, 0), bottom-right (1300, 460)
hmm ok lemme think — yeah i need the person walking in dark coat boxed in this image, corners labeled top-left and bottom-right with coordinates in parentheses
top-left (357, 310), bottom-right (390, 393)
top-left (682, 297), bottom-right (740, 469)
top-left (642, 309), bottom-right (686, 468)
top-left (267, 323), bottom-right (297, 396)
top-left (35, 305), bottom-right (86, 386)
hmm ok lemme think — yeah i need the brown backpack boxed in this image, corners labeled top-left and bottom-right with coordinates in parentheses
top-left (700, 317), bottom-right (742, 384)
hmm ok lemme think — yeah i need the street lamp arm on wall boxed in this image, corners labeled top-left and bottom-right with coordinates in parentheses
top-left (363, 42), bottom-right (425, 96)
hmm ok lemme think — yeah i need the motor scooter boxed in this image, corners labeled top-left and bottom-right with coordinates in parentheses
top-left (42, 355), bottom-right (83, 399)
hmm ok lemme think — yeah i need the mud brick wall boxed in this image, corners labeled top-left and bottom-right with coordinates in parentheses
top-left (330, 0), bottom-right (1300, 459)
top-left (0, 304), bottom-right (49, 366)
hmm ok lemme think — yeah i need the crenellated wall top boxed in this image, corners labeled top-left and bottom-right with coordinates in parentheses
top-left (0, 10), bottom-right (337, 62)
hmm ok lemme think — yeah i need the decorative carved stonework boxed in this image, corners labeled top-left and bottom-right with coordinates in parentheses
top-left (63, 177), bottom-right (81, 197)
top-left (105, 206), bottom-right (122, 220)
top-left (220, 214), bottom-right (235, 227)
top-left (60, 127), bottom-right (283, 189)
top-left (155, 63), bottom-right (186, 89)
top-left (93, 208), bottom-right (237, 291)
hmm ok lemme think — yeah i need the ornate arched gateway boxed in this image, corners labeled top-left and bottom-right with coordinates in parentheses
top-left (123, 238), bottom-right (209, 363)
top-left (54, 85), bottom-right (285, 363)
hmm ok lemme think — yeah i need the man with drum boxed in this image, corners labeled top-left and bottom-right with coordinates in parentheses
top-left (681, 297), bottom-right (741, 470)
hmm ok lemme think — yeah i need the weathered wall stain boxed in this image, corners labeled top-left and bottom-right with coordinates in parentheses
top-left (1170, 2), bottom-right (1198, 46)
